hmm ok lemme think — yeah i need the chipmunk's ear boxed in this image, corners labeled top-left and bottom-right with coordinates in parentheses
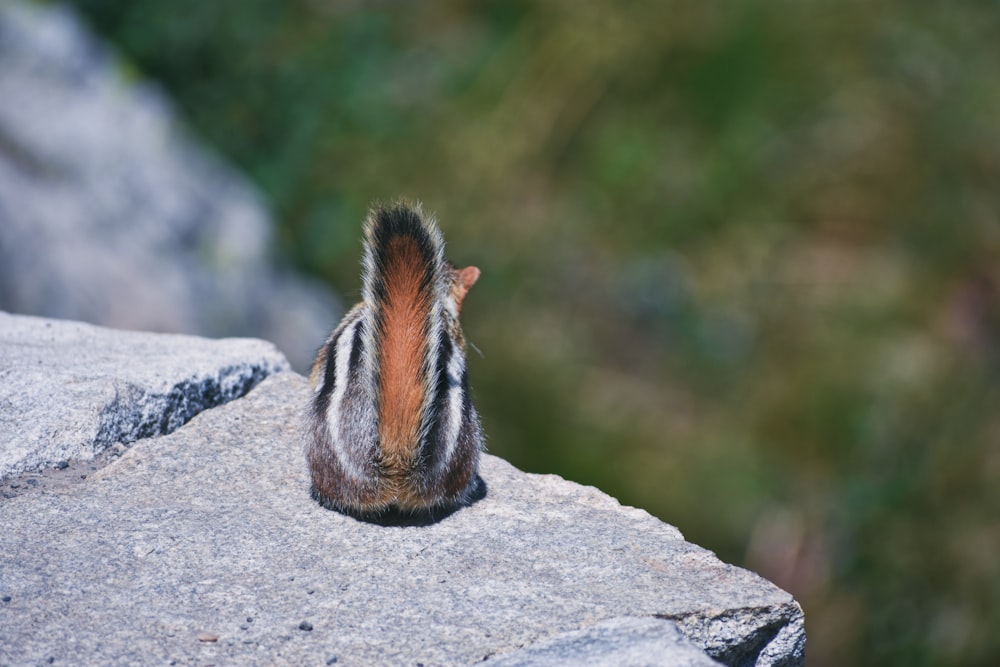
top-left (452, 266), bottom-right (480, 312)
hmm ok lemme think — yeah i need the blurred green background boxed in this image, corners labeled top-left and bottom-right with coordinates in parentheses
top-left (69, 1), bottom-right (1000, 664)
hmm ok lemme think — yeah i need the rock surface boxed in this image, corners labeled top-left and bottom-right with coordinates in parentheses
top-left (0, 311), bottom-right (289, 481)
top-left (0, 315), bottom-right (805, 666)
top-left (0, 1), bottom-right (339, 371)
top-left (481, 617), bottom-right (724, 666)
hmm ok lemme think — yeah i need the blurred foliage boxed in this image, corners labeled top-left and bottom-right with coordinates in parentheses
top-left (69, 1), bottom-right (1000, 664)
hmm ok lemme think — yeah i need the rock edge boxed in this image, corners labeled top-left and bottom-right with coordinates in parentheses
top-left (0, 311), bottom-right (290, 482)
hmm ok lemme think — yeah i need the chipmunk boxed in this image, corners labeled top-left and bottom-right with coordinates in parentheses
top-left (305, 201), bottom-right (484, 516)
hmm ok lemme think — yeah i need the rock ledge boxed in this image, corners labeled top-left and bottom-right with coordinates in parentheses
top-left (0, 311), bottom-right (289, 481)
top-left (0, 314), bottom-right (805, 666)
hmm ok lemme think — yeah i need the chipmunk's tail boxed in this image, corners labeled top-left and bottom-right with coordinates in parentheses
top-left (361, 202), bottom-right (446, 469)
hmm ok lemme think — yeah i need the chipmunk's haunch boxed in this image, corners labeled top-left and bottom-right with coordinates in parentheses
top-left (306, 202), bottom-right (484, 516)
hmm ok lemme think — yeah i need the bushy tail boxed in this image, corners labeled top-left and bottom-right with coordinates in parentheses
top-left (361, 203), bottom-right (445, 466)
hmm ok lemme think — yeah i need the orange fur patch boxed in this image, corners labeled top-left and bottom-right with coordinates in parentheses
top-left (377, 236), bottom-right (430, 464)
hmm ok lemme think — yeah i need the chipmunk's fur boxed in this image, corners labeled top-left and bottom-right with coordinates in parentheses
top-left (306, 202), bottom-right (484, 516)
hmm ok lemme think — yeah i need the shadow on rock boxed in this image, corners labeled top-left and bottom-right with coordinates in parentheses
top-left (313, 476), bottom-right (488, 527)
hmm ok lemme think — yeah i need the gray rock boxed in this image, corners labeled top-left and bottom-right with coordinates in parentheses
top-left (481, 616), bottom-right (724, 666)
top-left (0, 1), bottom-right (340, 371)
top-left (0, 316), bottom-right (805, 666)
top-left (0, 311), bottom-right (289, 481)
